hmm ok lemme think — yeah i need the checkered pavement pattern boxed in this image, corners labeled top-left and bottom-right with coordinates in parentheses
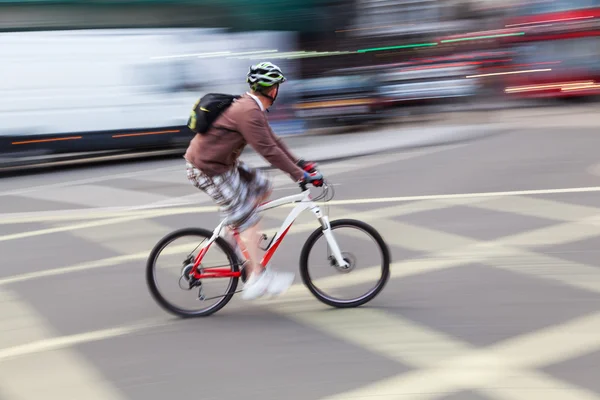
top-left (270, 191), bottom-right (600, 399)
top-left (1, 154), bottom-right (600, 399)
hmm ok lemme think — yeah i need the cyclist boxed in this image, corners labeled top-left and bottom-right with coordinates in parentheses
top-left (184, 61), bottom-right (324, 301)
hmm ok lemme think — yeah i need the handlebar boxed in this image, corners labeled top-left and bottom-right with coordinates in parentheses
top-left (298, 175), bottom-right (334, 203)
top-left (298, 177), bottom-right (325, 192)
top-left (297, 159), bottom-right (324, 192)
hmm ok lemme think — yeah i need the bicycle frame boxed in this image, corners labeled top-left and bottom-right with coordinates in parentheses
top-left (189, 188), bottom-right (349, 280)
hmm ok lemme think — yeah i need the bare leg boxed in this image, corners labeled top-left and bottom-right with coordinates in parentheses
top-left (239, 222), bottom-right (265, 276)
top-left (237, 184), bottom-right (271, 276)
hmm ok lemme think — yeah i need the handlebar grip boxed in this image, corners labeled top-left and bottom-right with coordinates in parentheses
top-left (298, 179), bottom-right (324, 191)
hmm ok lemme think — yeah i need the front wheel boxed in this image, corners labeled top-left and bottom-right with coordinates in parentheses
top-left (299, 219), bottom-right (390, 308)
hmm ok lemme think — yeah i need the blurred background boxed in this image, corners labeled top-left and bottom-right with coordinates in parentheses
top-left (2, 2), bottom-right (600, 400)
top-left (2, 0), bottom-right (600, 166)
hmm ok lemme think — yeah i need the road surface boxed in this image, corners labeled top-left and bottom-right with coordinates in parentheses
top-left (1, 127), bottom-right (600, 400)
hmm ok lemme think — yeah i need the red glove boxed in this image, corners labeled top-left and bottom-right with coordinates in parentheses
top-left (297, 159), bottom-right (318, 173)
top-left (301, 170), bottom-right (324, 187)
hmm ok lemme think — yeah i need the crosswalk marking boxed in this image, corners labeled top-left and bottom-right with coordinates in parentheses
top-left (0, 241), bottom-right (206, 286)
top-left (1, 144), bottom-right (600, 400)
top-left (2, 190), bottom-right (600, 300)
top-left (269, 294), bottom-right (600, 400)
top-left (0, 165), bottom-right (185, 197)
top-left (23, 184), bottom-right (174, 209)
top-left (1, 285), bottom-right (595, 400)
top-left (0, 215), bottom-right (153, 242)
top-left (484, 249), bottom-right (600, 295)
top-left (265, 283), bottom-right (600, 400)
top-left (496, 218), bottom-right (600, 248)
top-left (260, 193), bottom-right (600, 400)
top-left (0, 290), bottom-right (129, 400)
top-left (471, 195), bottom-right (600, 222)
top-left (271, 305), bottom-right (473, 366)
top-left (1, 151), bottom-right (424, 227)
top-left (0, 205), bottom-right (222, 226)
top-left (1, 146), bottom-right (450, 212)
top-left (481, 371), bottom-right (600, 400)
top-left (74, 219), bottom-right (172, 255)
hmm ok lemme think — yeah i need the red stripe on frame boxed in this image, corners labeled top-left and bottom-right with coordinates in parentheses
top-left (261, 224), bottom-right (293, 267)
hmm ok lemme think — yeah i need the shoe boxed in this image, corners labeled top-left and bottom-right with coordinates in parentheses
top-left (266, 268), bottom-right (295, 296)
top-left (241, 270), bottom-right (272, 300)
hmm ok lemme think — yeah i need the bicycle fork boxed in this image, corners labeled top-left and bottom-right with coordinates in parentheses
top-left (312, 206), bottom-right (349, 269)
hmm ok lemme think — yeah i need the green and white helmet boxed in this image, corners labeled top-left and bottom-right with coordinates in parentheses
top-left (247, 62), bottom-right (287, 91)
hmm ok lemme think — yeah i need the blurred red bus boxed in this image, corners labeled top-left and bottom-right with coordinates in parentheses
top-left (501, 0), bottom-right (600, 98)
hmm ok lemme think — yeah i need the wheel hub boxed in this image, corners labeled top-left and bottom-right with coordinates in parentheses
top-left (330, 252), bottom-right (356, 273)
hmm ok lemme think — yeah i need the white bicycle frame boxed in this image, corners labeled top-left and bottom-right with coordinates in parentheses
top-left (197, 188), bottom-right (349, 269)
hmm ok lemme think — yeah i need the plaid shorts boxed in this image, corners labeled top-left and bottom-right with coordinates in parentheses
top-left (186, 160), bottom-right (272, 232)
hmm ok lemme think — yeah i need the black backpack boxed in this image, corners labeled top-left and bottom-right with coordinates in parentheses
top-left (187, 93), bottom-right (241, 134)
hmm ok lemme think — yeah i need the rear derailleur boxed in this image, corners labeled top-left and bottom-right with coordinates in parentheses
top-left (179, 255), bottom-right (206, 300)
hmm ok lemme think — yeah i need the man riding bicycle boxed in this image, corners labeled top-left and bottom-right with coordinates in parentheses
top-left (184, 62), bottom-right (324, 301)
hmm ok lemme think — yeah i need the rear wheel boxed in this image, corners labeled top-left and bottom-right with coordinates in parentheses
top-left (146, 228), bottom-right (241, 318)
top-left (299, 219), bottom-right (390, 308)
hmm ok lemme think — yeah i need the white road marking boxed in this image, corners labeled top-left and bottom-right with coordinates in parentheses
top-left (0, 320), bottom-right (162, 362)
top-left (21, 184), bottom-right (174, 209)
top-left (0, 215), bottom-right (153, 243)
top-left (497, 218), bottom-right (600, 248)
top-left (484, 248), bottom-right (600, 295)
top-left (5, 181), bottom-right (597, 241)
top-left (74, 219), bottom-right (173, 255)
top-left (481, 371), bottom-right (600, 400)
top-left (0, 205), bottom-right (219, 225)
top-left (0, 197), bottom-right (457, 242)
top-left (0, 289), bottom-right (130, 399)
top-left (0, 142), bottom-right (454, 198)
top-left (0, 242), bottom-right (196, 286)
top-left (4, 143), bottom-right (600, 399)
top-left (0, 164), bottom-right (184, 197)
top-left (471, 194), bottom-right (600, 222)
top-left (0, 146), bottom-right (447, 223)
top-left (3, 191), bottom-right (600, 299)
top-left (326, 185), bottom-right (600, 206)
top-left (0, 283), bottom-right (597, 399)
top-left (0, 194), bottom-right (598, 399)
top-left (3, 184), bottom-right (600, 226)
top-left (278, 300), bottom-right (600, 400)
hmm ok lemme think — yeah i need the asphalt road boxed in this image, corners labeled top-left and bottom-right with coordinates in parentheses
top-left (1, 127), bottom-right (600, 400)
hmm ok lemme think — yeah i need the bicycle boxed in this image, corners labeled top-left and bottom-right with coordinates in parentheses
top-left (146, 177), bottom-right (391, 318)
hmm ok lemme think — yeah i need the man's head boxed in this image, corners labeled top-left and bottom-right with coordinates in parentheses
top-left (247, 62), bottom-right (286, 107)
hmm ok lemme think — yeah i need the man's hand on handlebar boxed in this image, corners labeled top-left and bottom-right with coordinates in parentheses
top-left (301, 170), bottom-right (324, 187)
top-left (296, 159), bottom-right (324, 188)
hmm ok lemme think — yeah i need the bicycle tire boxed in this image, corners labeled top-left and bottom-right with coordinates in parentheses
top-left (299, 219), bottom-right (391, 308)
top-left (146, 227), bottom-right (241, 318)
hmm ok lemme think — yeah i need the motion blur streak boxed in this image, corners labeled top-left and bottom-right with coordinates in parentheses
top-left (2, 1), bottom-right (600, 400)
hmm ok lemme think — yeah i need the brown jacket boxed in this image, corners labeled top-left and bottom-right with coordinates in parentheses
top-left (184, 93), bottom-right (305, 181)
